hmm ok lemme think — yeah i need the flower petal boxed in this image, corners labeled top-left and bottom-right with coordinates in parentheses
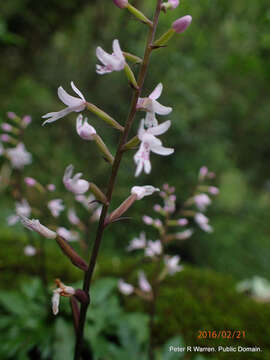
top-left (42, 107), bottom-right (73, 125)
top-left (112, 39), bottom-right (125, 62)
top-left (58, 86), bottom-right (82, 107)
top-left (152, 100), bottom-right (172, 115)
top-left (150, 144), bottom-right (174, 156)
top-left (149, 83), bottom-right (163, 100)
top-left (71, 81), bottom-right (86, 102)
top-left (148, 120), bottom-right (171, 136)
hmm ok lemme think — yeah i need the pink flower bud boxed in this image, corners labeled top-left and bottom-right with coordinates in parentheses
top-left (168, 0), bottom-right (179, 9)
top-left (169, 195), bottom-right (176, 202)
top-left (24, 177), bottom-right (36, 187)
top-left (153, 204), bottom-right (162, 212)
top-left (199, 166), bottom-right (208, 180)
top-left (208, 172), bottom-right (216, 179)
top-left (22, 115), bottom-right (32, 126)
top-left (142, 215), bottom-right (153, 225)
top-left (172, 15), bottom-right (192, 34)
top-left (178, 218), bottom-right (188, 226)
top-left (1, 123), bottom-right (12, 132)
top-left (113, 0), bottom-right (128, 8)
top-left (0, 134), bottom-right (10, 142)
top-left (47, 184), bottom-right (56, 191)
top-left (163, 183), bottom-right (169, 191)
top-left (154, 219), bottom-right (162, 227)
top-left (208, 186), bottom-right (219, 195)
top-left (7, 112), bottom-right (17, 120)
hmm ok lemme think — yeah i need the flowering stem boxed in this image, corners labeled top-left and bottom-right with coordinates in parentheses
top-left (73, 1), bottom-right (163, 359)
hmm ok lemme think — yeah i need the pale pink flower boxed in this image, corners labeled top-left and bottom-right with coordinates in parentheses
top-left (175, 229), bottom-right (193, 240)
top-left (153, 219), bottom-right (162, 228)
top-left (76, 114), bottom-right (96, 140)
top-left (52, 282), bottom-right (75, 315)
top-left (162, 0), bottom-right (179, 10)
top-left (178, 218), bottom-right (188, 226)
top-left (142, 215), bottom-right (154, 225)
top-left (63, 164), bottom-right (89, 195)
top-left (194, 213), bottom-right (213, 233)
top-left (113, 0), bottom-right (128, 8)
top-left (76, 194), bottom-right (96, 210)
top-left (24, 177), bottom-right (36, 187)
top-left (24, 245), bottom-right (37, 256)
top-left (168, 0), bottom-right (179, 9)
top-left (131, 185), bottom-right (160, 200)
top-left (42, 82), bottom-right (86, 125)
top-left (22, 115), bottom-right (32, 127)
top-left (1, 123), bottom-right (12, 132)
top-left (48, 199), bottom-right (65, 218)
top-left (7, 199), bottom-right (31, 225)
top-left (153, 204), bottom-right (162, 212)
top-left (164, 255), bottom-right (182, 275)
top-left (118, 279), bottom-right (134, 295)
top-left (134, 120), bottom-right (174, 177)
top-left (20, 216), bottom-right (57, 239)
top-left (68, 208), bottom-right (80, 225)
top-left (6, 143), bottom-right (32, 169)
top-left (172, 15), bottom-right (192, 34)
top-left (138, 271), bottom-right (152, 292)
top-left (198, 166), bottom-right (208, 181)
top-left (96, 39), bottom-right (125, 75)
top-left (52, 290), bottom-right (61, 315)
top-left (145, 240), bottom-right (162, 257)
top-left (137, 83), bottom-right (172, 127)
top-left (193, 193), bottom-right (211, 211)
top-left (7, 111), bottom-right (17, 120)
top-left (47, 184), bottom-right (56, 191)
top-left (57, 227), bottom-right (79, 242)
top-left (208, 186), bottom-right (219, 195)
top-left (0, 134), bottom-right (10, 143)
top-left (127, 232), bottom-right (146, 251)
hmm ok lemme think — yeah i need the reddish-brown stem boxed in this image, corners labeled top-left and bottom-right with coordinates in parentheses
top-left (73, 1), bottom-right (163, 359)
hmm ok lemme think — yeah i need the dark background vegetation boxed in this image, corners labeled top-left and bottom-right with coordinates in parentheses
top-left (0, 0), bottom-right (270, 358)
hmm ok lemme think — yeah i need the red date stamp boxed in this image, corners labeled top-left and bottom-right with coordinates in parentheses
top-left (198, 330), bottom-right (246, 340)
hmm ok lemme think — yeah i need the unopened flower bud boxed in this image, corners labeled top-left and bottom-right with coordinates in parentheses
top-left (142, 215), bottom-right (154, 225)
top-left (208, 186), bottom-right (219, 195)
top-left (113, 0), bottom-right (128, 9)
top-left (172, 15), bottom-right (192, 34)
top-left (7, 112), bottom-right (17, 120)
top-left (1, 123), bottom-right (12, 132)
top-left (22, 115), bottom-right (32, 127)
top-left (178, 218), bottom-right (188, 226)
top-left (47, 184), bottom-right (56, 191)
top-left (24, 245), bottom-right (37, 256)
top-left (24, 177), bottom-right (36, 187)
top-left (1, 134), bottom-right (10, 143)
top-left (118, 279), bottom-right (134, 295)
top-left (153, 204), bottom-right (162, 212)
top-left (56, 235), bottom-right (88, 271)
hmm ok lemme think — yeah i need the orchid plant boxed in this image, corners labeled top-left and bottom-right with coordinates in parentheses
top-left (118, 171), bottom-right (219, 358)
top-left (1, 1), bottom-right (196, 359)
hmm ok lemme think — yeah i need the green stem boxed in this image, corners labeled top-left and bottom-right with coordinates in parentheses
top-left (73, 1), bottom-right (163, 359)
